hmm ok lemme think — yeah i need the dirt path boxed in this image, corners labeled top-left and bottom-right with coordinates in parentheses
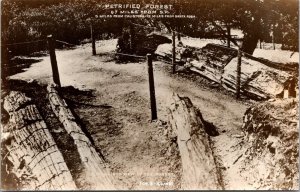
top-left (9, 39), bottom-right (255, 189)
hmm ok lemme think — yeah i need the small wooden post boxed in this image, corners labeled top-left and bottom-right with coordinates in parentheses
top-left (178, 32), bottom-right (181, 42)
top-left (172, 31), bottom-right (176, 74)
top-left (90, 24), bottom-right (96, 55)
top-left (259, 39), bottom-right (262, 49)
top-left (147, 54), bottom-right (157, 121)
top-left (271, 24), bottom-right (275, 50)
top-left (47, 35), bottom-right (61, 87)
top-left (129, 23), bottom-right (134, 53)
top-left (236, 47), bottom-right (242, 99)
top-left (226, 25), bottom-right (231, 48)
top-left (288, 79), bottom-right (296, 98)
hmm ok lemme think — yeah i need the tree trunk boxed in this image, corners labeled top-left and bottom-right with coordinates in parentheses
top-left (241, 32), bottom-right (260, 55)
top-left (167, 93), bottom-right (223, 190)
top-left (47, 84), bottom-right (116, 189)
top-left (241, 20), bottom-right (261, 55)
top-left (3, 91), bottom-right (77, 190)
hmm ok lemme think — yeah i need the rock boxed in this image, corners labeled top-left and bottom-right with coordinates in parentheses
top-left (239, 98), bottom-right (299, 189)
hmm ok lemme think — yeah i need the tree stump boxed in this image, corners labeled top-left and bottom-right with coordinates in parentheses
top-left (167, 93), bottom-right (222, 190)
top-left (47, 84), bottom-right (116, 189)
top-left (2, 91), bottom-right (76, 190)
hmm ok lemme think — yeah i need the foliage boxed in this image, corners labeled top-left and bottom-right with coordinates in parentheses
top-left (0, 0), bottom-right (298, 56)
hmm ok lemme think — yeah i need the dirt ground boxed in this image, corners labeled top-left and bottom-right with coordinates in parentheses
top-left (7, 39), bottom-right (257, 189)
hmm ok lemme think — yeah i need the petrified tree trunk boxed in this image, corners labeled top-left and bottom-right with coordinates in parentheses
top-left (3, 91), bottom-right (76, 190)
top-left (47, 84), bottom-right (116, 189)
top-left (167, 93), bottom-right (222, 190)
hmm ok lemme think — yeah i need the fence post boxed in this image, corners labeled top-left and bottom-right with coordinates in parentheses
top-left (177, 32), bottom-right (181, 42)
top-left (271, 24), bottom-right (275, 50)
top-left (90, 24), bottom-right (96, 55)
top-left (47, 35), bottom-right (61, 87)
top-left (227, 25), bottom-right (231, 48)
top-left (147, 54), bottom-right (157, 121)
top-left (236, 47), bottom-right (242, 99)
top-left (259, 39), bottom-right (262, 49)
top-left (172, 31), bottom-right (176, 74)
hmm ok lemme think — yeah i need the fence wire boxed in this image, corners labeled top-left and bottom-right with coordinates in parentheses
top-left (1, 39), bottom-right (45, 46)
top-left (115, 52), bottom-right (146, 59)
top-left (55, 40), bottom-right (77, 47)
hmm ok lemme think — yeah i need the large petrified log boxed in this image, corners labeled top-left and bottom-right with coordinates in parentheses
top-left (189, 44), bottom-right (237, 83)
top-left (239, 98), bottom-right (299, 189)
top-left (155, 43), bottom-right (187, 62)
top-left (157, 42), bottom-right (297, 100)
top-left (167, 93), bottom-right (222, 190)
top-left (2, 91), bottom-right (76, 190)
top-left (221, 56), bottom-right (294, 100)
top-left (47, 84), bottom-right (116, 189)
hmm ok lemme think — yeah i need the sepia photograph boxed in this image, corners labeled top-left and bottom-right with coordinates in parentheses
top-left (0, 0), bottom-right (299, 190)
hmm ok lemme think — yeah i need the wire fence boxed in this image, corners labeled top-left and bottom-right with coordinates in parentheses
top-left (115, 52), bottom-right (146, 59)
top-left (55, 40), bottom-right (77, 47)
top-left (1, 39), bottom-right (45, 46)
top-left (0, 22), bottom-right (247, 70)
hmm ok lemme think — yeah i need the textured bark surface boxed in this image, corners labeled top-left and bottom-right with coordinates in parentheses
top-left (189, 44), bottom-right (237, 83)
top-left (167, 93), bottom-right (222, 190)
top-left (221, 57), bottom-right (294, 100)
top-left (156, 42), bottom-right (296, 100)
top-left (47, 83), bottom-right (116, 190)
top-left (2, 91), bottom-right (76, 190)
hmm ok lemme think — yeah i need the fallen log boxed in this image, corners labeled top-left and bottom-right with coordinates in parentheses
top-left (188, 44), bottom-right (237, 83)
top-left (47, 84), bottom-right (116, 190)
top-left (155, 43), bottom-right (184, 62)
top-left (221, 56), bottom-right (294, 100)
top-left (2, 91), bottom-right (77, 190)
top-left (167, 93), bottom-right (222, 190)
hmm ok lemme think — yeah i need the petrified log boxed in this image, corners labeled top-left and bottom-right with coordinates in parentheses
top-left (155, 43), bottom-right (185, 62)
top-left (221, 56), bottom-right (293, 100)
top-left (3, 91), bottom-right (76, 190)
top-left (167, 93), bottom-right (222, 190)
top-left (47, 84), bottom-right (116, 189)
top-left (157, 42), bottom-right (297, 100)
top-left (188, 44), bottom-right (237, 83)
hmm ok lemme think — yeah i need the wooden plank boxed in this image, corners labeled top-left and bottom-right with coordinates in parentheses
top-left (168, 93), bottom-right (222, 190)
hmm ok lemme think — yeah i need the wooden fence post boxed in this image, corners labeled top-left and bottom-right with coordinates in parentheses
top-left (172, 31), bottom-right (176, 74)
top-left (90, 24), bottom-right (96, 55)
top-left (178, 32), bottom-right (181, 42)
top-left (259, 39), bottom-right (262, 49)
top-left (227, 25), bottom-right (231, 48)
top-left (47, 35), bottom-right (61, 87)
top-left (236, 47), bottom-right (242, 99)
top-left (271, 24), bottom-right (275, 50)
top-left (147, 54), bottom-right (157, 121)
